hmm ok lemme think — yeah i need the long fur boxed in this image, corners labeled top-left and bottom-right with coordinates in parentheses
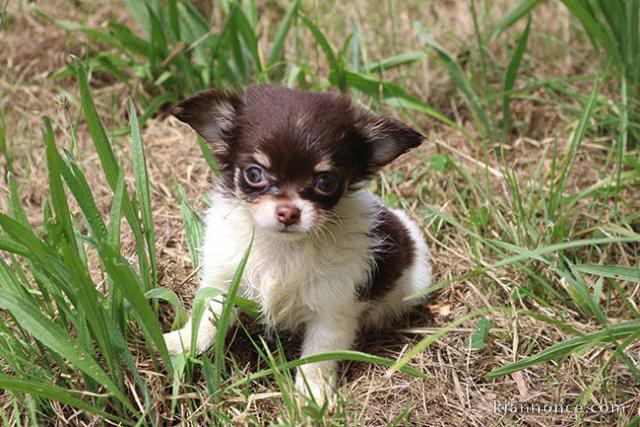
top-left (164, 85), bottom-right (432, 404)
top-left (164, 185), bottom-right (431, 349)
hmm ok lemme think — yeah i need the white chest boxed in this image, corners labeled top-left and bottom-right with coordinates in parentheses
top-left (200, 190), bottom-right (380, 330)
top-left (241, 231), bottom-right (373, 330)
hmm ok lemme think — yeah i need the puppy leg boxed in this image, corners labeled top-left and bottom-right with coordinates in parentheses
top-left (164, 272), bottom-right (233, 355)
top-left (163, 296), bottom-right (228, 355)
top-left (295, 311), bottom-right (360, 405)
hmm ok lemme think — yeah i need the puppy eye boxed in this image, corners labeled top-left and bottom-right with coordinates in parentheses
top-left (314, 174), bottom-right (339, 196)
top-left (243, 165), bottom-right (269, 188)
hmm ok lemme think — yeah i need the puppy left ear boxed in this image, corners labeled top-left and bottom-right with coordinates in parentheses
top-left (171, 89), bottom-right (243, 158)
top-left (356, 113), bottom-right (424, 169)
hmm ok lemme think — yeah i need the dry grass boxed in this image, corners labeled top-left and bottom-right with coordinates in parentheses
top-left (1, 0), bottom-right (639, 425)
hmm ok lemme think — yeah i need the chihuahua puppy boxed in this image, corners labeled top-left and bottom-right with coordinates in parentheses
top-left (164, 85), bottom-right (431, 403)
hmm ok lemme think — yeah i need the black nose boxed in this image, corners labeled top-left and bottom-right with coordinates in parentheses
top-left (275, 204), bottom-right (301, 226)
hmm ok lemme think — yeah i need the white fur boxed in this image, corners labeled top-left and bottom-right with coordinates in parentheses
top-left (164, 186), bottom-right (431, 403)
top-left (314, 156), bottom-right (333, 172)
top-left (361, 209), bottom-right (432, 327)
top-left (197, 103), bottom-right (237, 157)
top-left (248, 194), bottom-right (317, 235)
top-left (252, 150), bottom-right (271, 168)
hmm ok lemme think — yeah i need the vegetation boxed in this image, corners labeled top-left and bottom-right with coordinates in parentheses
top-left (0, 0), bottom-right (638, 424)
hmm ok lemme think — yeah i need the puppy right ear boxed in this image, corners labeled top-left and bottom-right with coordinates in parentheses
top-left (171, 90), bottom-right (243, 158)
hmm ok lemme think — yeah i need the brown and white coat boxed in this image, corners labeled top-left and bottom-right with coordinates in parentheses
top-left (164, 85), bottom-right (432, 404)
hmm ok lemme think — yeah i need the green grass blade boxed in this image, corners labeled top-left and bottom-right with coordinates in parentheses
top-left (0, 291), bottom-right (134, 412)
top-left (417, 31), bottom-right (491, 137)
top-left (470, 318), bottom-right (491, 350)
top-left (235, 295), bottom-right (260, 320)
top-left (178, 184), bottom-right (203, 268)
top-left (129, 100), bottom-right (157, 288)
top-left (492, 236), bottom-right (640, 268)
top-left (146, 287), bottom-right (187, 328)
top-left (561, 0), bottom-right (622, 69)
top-left (232, 8), bottom-right (263, 75)
top-left (196, 136), bottom-right (219, 173)
top-left (0, 0), bottom-right (8, 31)
top-left (574, 264), bottom-right (640, 283)
top-left (563, 260), bottom-right (608, 324)
top-left (43, 118), bottom-right (79, 255)
top-left (123, 0), bottom-right (151, 35)
top-left (167, 0), bottom-right (180, 41)
top-left (7, 173), bottom-right (29, 226)
top-left (242, 0), bottom-right (258, 28)
top-left (178, 1), bottom-right (214, 62)
top-left (98, 243), bottom-right (173, 375)
top-left (0, 118), bottom-right (10, 174)
top-left (630, 0), bottom-right (639, 83)
top-left (146, 4), bottom-right (168, 68)
top-left (31, 5), bottom-right (122, 49)
top-left (0, 235), bottom-right (28, 257)
top-left (0, 214), bottom-right (60, 282)
top-left (342, 70), bottom-right (460, 131)
top-left (487, 320), bottom-right (640, 377)
top-left (110, 93), bottom-right (176, 138)
top-left (501, 15), bottom-right (530, 142)
top-left (108, 168), bottom-right (125, 249)
top-left (188, 287), bottom-right (224, 358)
top-left (390, 307), bottom-right (497, 373)
top-left (226, 6), bottom-right (249, 83)
top-left (227, 350), bottom-right (424, 392)
top-left (59, 154), bottom-right (108, 242)
top-left (212, 236), bottom-right (253, 390)
top-left (76, 59), bottom-right (151, 290)
top-left (490, 0), bottom-right (542, 41)
top-left (0, 376), bottom-right (131, 425)
top-left (108, 22), bottom-right (153, 57)
top-left (75, 61), bottom-right (119, 187)
top-left (364, 51), bottom-right (426, 74)
top-left (301, 15), bottom-right (345, 92)
top-left (266, 0), bottom-right (300, 70)
top-left (44, 117), bottom-right (127, 397)
top-left (109, 169), bottom-right (126, 329)
top-left (547, 79), bottom-right (599, 218)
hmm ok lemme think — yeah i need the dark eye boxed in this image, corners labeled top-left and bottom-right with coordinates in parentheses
top-left (243, 165), bottom-right (268, 188)
top-left (314, 174), bottom-right (339, 196)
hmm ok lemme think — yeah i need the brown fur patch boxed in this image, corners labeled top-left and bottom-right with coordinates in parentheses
top-left (359, 207), bottom-right (415, 300)
top-left (172, 85), bottom-right (423, 213)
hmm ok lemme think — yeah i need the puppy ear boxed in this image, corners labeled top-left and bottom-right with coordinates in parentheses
top-left (356, 113), bottom-right (424, 169)
top-left (171, 90), bottom-right (243, 158)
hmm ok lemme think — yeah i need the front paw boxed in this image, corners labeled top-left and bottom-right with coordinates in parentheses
top-left (163, 325), bottom-right (217, 355)
top-left (163, 328), bottom-right (191, 355)
top-left (295, 367), bottom-right (335, 407)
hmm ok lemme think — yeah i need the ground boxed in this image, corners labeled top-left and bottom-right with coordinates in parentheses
top-left (1, 0), bottom-right (639, 425)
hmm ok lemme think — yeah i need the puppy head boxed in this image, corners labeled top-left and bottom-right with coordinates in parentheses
top-left (172, 85), bottom-right (423, 237)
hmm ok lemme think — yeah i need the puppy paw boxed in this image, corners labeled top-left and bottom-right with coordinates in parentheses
top-left (164, 323), bottom-right (217, 355)
top-left (163, 328), bottom-right (191, 355)
top-left (295, 368), bottom-right (335, 408)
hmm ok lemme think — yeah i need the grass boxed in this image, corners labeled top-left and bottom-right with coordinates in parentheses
top-left (0, 0), bottom-right (639, 425)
